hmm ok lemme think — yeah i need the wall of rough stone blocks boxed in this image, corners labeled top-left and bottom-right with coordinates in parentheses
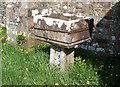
top-left (0, 2), bottom-right (6, 26)
top-left (0, 1), bottom-right (120, 55)
top-left (1, 1), bottom-right (37, 48)
top-left (93, 2), bottom-right (120, 55)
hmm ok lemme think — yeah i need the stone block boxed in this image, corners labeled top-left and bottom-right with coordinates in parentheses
top-left (34, 14), bottom-right (91, 48)
top-left (19, 8), bottom-right (28, 17)
top-left (28, 2), bottom-right (41, 9)
top-left (50, 45), bottom-right (74, 71)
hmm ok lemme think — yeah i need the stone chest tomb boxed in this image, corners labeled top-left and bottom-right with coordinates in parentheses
top-left (33, 13), bottom-right (92, 70)
top-left (34, 13), bottom-right (91, 48)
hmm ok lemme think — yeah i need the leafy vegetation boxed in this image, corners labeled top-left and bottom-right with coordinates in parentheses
top-left (2, 44), bottom-right (101, 85)
top-left (1, 26), bottom-right (119, 86)
top-left (0, 26), bottom-right (7, 45)
top-left (88, 55), bottom-right (120, 86)
top-left (75, 48), bottom-right (120, 86)
top-left (68, 57), bottom-right (101, 85)
top-left (16, 31), bottom-right (26, 46)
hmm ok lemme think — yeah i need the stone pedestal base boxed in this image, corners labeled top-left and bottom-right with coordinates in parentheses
top-left (50, 45), bottom-right (74, 71)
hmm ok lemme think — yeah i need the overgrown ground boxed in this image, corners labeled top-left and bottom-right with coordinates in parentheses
top-left (2, 44), bottom-right (101, 85)
top-left (75, 48), bottom-right (120, 86)
top-left (1, 26), bottom-right (120, 86)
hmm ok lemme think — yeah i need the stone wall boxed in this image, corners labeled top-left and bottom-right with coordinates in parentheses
top-left (0, 2), bottom-right (6, 26)
top-left (1, 1), bottom-right (38, 48)
top-left (93, 2), bottom-right (120, 55)
top-left (80, 1), bottom-right (120, 55)
top-left (0, 1), bottom-right (120, 55)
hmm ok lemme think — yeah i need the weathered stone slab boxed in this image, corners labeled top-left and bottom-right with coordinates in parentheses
top-left (34, 14), bottom-right (91, 48)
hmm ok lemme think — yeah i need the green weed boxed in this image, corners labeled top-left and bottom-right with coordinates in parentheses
top-left (2, 44), bottom-right (101, 85)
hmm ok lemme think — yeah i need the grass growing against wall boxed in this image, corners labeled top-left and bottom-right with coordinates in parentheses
top-left (2, 44), bottom-right (101, 85)
top-left (0, 26), bottom-right (7, 45)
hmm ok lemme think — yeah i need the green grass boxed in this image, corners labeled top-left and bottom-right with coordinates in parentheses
top-left (75, 48), bottom-right (120, 86)
top-left (88, 55), bottom-right (120, 86)
top-left (2, 44), bottom-right (101, 85)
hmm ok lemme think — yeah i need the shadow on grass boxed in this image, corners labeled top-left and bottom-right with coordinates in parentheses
top-left (75, 48), bottom-right (120, 86)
